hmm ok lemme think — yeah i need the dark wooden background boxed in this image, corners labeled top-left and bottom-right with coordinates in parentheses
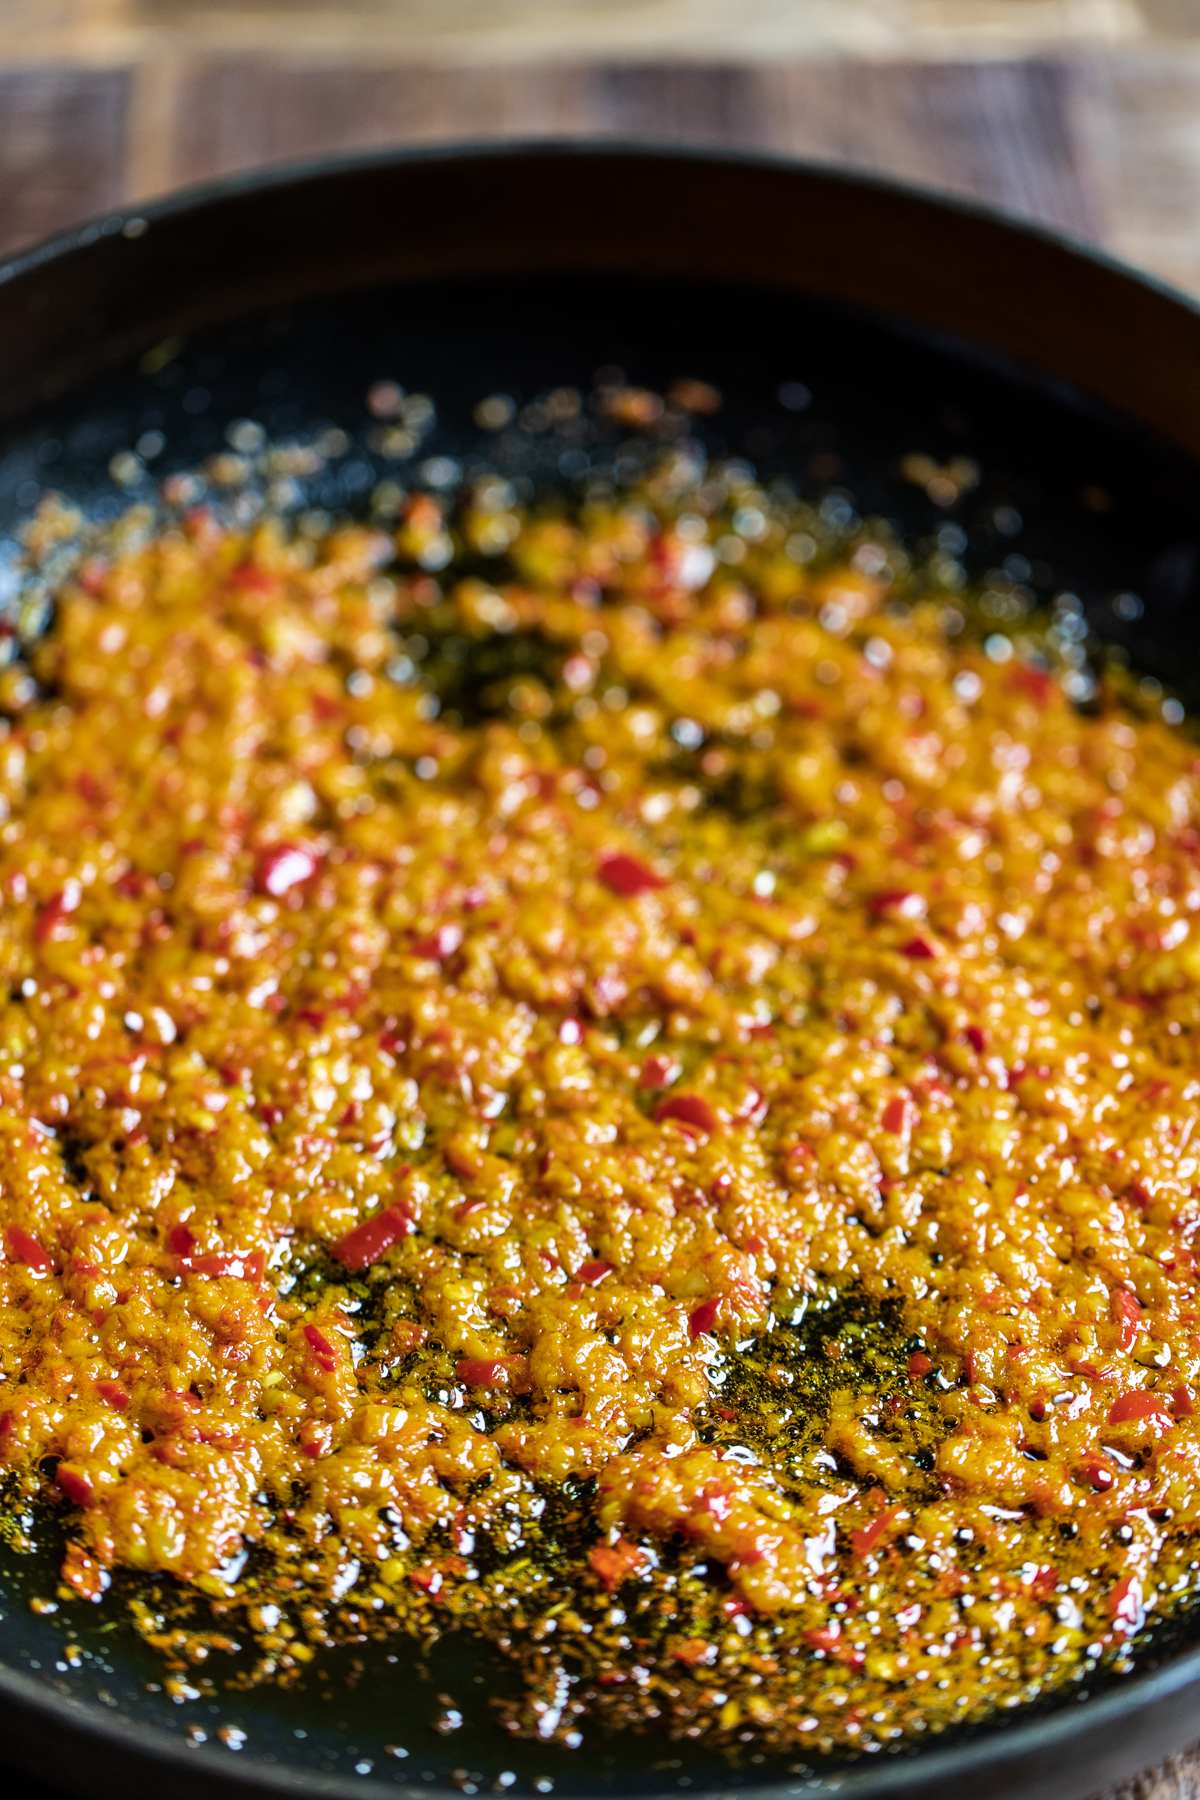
top-left (0, 62), bottom-right (1101, 247)
top-left (3, 44), bottom-right (1200, 295)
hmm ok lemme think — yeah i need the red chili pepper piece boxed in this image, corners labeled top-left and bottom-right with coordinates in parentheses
top-left (1173, 1385), bottom-right (1195, 1417)
top-left (1107, 1573), bottom-right (1144, 1633)
top-left (167, 1224), bottom-right (197, 1255)
top-left (881, 1095), bottom-right (913, 1135)
top-left (1083, 1456), bottom-right (1116, 1491)
top-left (412, 923), bottom-right (464, 960)
top-left (699, 1482), bottom-right (735, 1524)
top-left (95, 1380), bottom-right (130, 1411)
top-left (589, 1536), bottom-right (648, 1592)
top-left (409, 1565), bottom-right (443, 1595)
top-left (455, 1357), bottom-right (527, 1388)
top-left (868, 890), bottom-right (926, 921)
top-left (907, 1352), bottom-right (933, 1377)
top-left (303, 1324), bottom-right (339, 1371)
top-left (1111, 1288), bottom-right (1142, 1350)
top-left (61, 1541), bottom-right (110, 1602)
top-left (688, 1297), bottom-right (720, 1339)
top-left (639, 1054), bottom-right (678, 1091)
top-left (851, 1508), bottom-right (900, 1559)
top-left (1107, 1389), bottom-right (1173, 1425)
top-left (177, 1249), bottom-right (265, 1284)
top-left (229, 562), bottom-right (276, 593)
top-left (1012, 666), bottom-right (1055, 706)
top-left (298, 1419), bottom-right (332, 1459)
top-left (455, 1358), bottom-right (503, 1386)
top-left (5, 1225), bottom-right (51, 1273)
top-left (35, 879), bottom-right (82, 943)
top-left (576, 1260), bottom-right (614, 1287)
top-left (56, 1464), bottom-right (95, 1507)
top-left (962, 1025), bottom-right (987, 1055)
top-left (1072, 1360), bottom-right (1112, 1382)
top-left (597, 853), bottom-right (666, 897)
top-left (256, 843), bottom-right (318, 897)
top-left (331, 1205), bottom-right (414, 1271)
top-left (901, 936), bottom-right (938, 959)
top-left (655, 1094), bottom-right (719, 1134)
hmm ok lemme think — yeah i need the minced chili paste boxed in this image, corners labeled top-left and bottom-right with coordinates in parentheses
top-left (1, 420), bottom-right (1199, 1760)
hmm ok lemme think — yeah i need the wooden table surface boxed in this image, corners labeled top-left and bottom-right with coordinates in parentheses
top-left (7, 39), bottom-right (1200, 298)
top-left (0, 59), bottom-right (1135, 255)
top-left (1, 27), bottom-right (1200, 1800)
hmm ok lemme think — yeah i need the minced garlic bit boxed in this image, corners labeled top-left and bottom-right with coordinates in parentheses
top-left (0, 448), bottom-right (1197, 1758)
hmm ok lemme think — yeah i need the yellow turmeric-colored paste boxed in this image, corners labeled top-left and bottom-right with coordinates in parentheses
top-left (1, 431), bottom-right (1199, 1760)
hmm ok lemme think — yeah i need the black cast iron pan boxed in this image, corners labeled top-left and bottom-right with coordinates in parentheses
top-left (0, 142), bottom-right (1199, 1800)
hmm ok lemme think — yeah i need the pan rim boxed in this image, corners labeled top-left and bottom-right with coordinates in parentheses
top-left (3, 1620), bottom-right (1200, 1799)
top-left (2, 133), bottom-right (1200, 342)
top-left (0, 137), bottom-right (1199, 1798)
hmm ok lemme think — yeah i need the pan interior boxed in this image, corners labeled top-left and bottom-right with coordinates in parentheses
top-left (1, 269), bottom-right (1200, 1796)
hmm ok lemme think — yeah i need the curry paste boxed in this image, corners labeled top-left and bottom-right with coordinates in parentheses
top-left (0, 432), bottom-right (1198, 1759)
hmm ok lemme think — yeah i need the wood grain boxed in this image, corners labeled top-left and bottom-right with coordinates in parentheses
top-left (15, 0), bottom-right (1159, 60)
top-left (1104, 1741), bottom-right (1200, 1800)
top-left (759, 59), bottom-right (1102, 237)
top-left (0, 64), bottom-right (129, 254)
top-left (166, 60), bottom-right (771, 187)
top-left (1068, 48), bottom-right (1200, 293)
top-left (168, 61), bottom-right (592, 183)
top-left (163, 55), bottom-right (1096, 240)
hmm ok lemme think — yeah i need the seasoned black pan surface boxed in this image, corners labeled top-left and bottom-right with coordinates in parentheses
top-left (0, 144), bottom-right (1199, 1800)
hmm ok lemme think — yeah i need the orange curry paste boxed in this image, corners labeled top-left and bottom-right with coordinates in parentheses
top-left (0, 444), bottom-right (1198, 1758)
